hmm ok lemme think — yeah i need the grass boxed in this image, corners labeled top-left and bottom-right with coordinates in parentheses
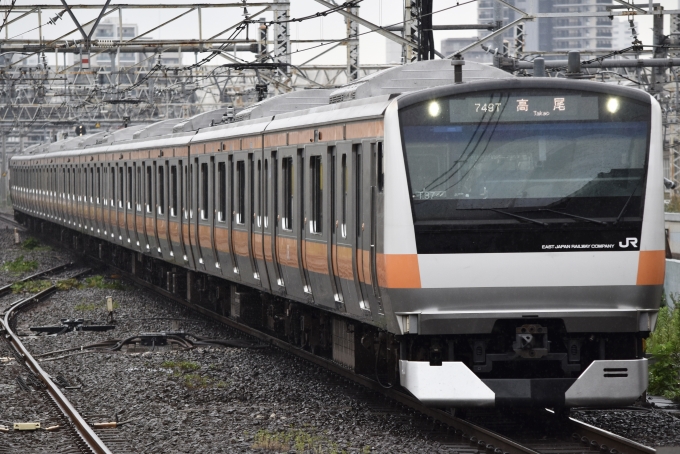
top-left (20, 237), bottom-right (49, 251)
top-left (11, 279), bottom-right (52, 294)
top-left (56, 278), bottom-right (81, 291)
top-left (647, 298), bottom-right (680, 401)
top-left (84, 275), bottom-right (125, 290)
top-left (161, 361), bottom-right (229, 389)
top-left (73, 300), bottom-right (120, 312)
top-left (251, 429), bottom-right (366, 453)
top-left (2, 255), bottom-right (38, 273)
top-left (161, 360), bottom-right (200, 373)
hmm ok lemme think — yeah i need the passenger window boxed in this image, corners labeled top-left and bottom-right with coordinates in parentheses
top-left (217, 162), bottom-right (226, 222)
top-left (118, 167), bottom-right (124, 208)
top-left (96, 167), bottom-right (101, 204)
top-left (170, 165), bottom-right (178, 217)
top-left (90, 167), bottom-right (94, 203)
top-left (158, 166), bottom-right (165, 215)
top-left (146, 166), bottom-right (152, 213)
top-left (235, 160), bottom-right (245, 224)
top-left (310, 156), bottom-right (322, 234)
top-left (136, 166), bottom-right (142, 212)
top-left (264, 160), bottom-right (269, 228)
top-left (377, 142), bottom-right (384, 192)
top-left (256, 160), bottom-right (261, 227)
top-left (201, 162), bottom-right (208, 220)
top-left (282, 157), bottom-right (293, 231)
top-left (341, 154), bottom-right (347, 238)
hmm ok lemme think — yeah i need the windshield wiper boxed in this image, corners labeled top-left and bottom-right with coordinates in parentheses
top-left (538, 209), bottom-right (608, 225)
top-left (459, 208), bottom-right (548, 226)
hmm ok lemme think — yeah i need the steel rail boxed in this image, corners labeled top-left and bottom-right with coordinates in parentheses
top-left (568, 416), bottom-right (656, 454)
top-left (0, 269), bottom-right (111, 454)
top-left (0, 261), bottom-right (72, 297)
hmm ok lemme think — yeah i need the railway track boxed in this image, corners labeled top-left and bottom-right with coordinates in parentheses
top-left (12, 215), bottom-right (659, 454)
top-left (114, 262), bottom-right (658, 454)
top-left (0, 264), bottom-right (119, 454)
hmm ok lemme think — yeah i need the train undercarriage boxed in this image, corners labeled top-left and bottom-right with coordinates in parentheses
top-left (18, 212), bottom-right (649, 409)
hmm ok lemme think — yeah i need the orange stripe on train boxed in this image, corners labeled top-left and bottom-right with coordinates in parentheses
top-left (637, 250), bottom-right (665, 285)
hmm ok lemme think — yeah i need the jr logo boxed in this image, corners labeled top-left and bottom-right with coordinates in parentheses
top-left (619, 237), bottom-right (639, 248)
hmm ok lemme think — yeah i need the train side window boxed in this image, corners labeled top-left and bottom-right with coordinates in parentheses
top-left (83, 167), bottom-right (90, 203)
top-left (146, 165), bottom-right (153, 213)
top-left (235, 160), bottom-right (245, 224)
top-left (341, 154), bottom-right (347, 238)
top-left (96, 167), bottom-right (101, 204)
top-left (264, 159), bottom-right (269, 228)
top-left (158, 165), bottom-right (165, 215)
top-left (256, 160), bottom-right (261, 227)
top-left (282, 157), bottom-right (293, 231)
top-left (217, 162), bottom-right (226, 222)
top-left (118, 167), bottom-right (124, 208)
top-left (170, 165), bottom-right (178, 217)
top-left (136, 166), bottom-right (142, 212)
top-left (377, 142), bottom-right (384, 192)
top-left (310, 155), bottom-right (322, 234)
top-left (201, 162), bottom-right (208, 220)
top-left (90, 167), bottom-right (94, 203)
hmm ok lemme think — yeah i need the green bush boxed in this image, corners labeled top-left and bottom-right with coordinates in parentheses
top-left (647, 303), bottom-right (680, 401)
top-left (20, 237), bottom-right (41, 250)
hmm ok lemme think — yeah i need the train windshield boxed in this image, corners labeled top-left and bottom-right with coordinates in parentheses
top-left (399, 89), bottom-right (651, 224)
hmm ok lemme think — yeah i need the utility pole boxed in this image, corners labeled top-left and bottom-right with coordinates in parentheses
top-left (1, 133), bottom-right (6, 206)
top-left (273, 0), bottom-right (292, 88)
top-left (346, 3), bottom-right (359, 81)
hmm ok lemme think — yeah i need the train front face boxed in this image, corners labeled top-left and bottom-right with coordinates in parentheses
top-left (383, 79), bottom-right (663, 408)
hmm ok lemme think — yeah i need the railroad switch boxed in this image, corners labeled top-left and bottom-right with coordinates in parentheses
top-left (30, 318), bottom-right (115, 335)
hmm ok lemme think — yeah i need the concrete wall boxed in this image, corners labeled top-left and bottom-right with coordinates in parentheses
top-left (665, 259), bottom-right (680, 308)
top-left (665, 213), bottom-right (680, 308)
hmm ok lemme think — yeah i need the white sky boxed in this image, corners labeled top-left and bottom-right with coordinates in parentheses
top-left (4, 0), bottom-right (680, 67)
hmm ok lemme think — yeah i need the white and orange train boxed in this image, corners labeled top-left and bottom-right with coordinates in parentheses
top-left (10, 60), bottom-right (665, 408)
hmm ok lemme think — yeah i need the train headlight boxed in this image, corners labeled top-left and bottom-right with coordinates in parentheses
top-left (428, 101), bottom-right (441, 117)
top-left (606, 97), bottom-right (619, 113)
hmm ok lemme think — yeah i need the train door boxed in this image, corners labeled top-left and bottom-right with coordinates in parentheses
top-left (333, 142), bottom-right (367, 316)
top-left (359, 140), bottom-right (383, 315)
top-left (196, 154), bottom-right (217, 271)
top-left (264, 151), bottom-right (284, 295)
top-left (156, 160), bottom-right (168, 257)
top-left (303, 144), bottom-right (335, 308)
top-left (252, 152), bottom-right (270, 292)
top-left (141, 161), bottom-right (153, 252)
top-left (275, 146), bottom-right (308, 301)
top-left (167, 158), bottom-right (183, 264)
top-left (181, 157), bottom-right (195, 268)
top-left (88, 165), bottom-right (95, 232)
top-left (231, 150), bottom-right (258, 286)
top-left (214, 154), bottom-right (237, 280)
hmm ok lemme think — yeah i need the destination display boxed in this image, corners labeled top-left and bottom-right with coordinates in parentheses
top-left (448, 94), bottom-right (600, 122)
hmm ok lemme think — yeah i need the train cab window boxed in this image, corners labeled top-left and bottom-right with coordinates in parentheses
top-left (158, 166), bottom-right (165, 215)
top-left (136, 166), bottom-right (142, 212)
top-left (263, 160), bottom-right (269, 228)
top-left (282, 157), bottom-right (293, 231)
top-left (217, 162), bottom-right (226, 222)
top-left (170, 165), bottom-right (178, 217)
top-left (146, 166), bottom-right (153, 213)
top-left (310, 156), bottom-right (322, 234)
top-left (341, 154), bottom-right (347, 238)
top-left (235, 160), bottom-right (245, 225)
top-left (201, 162), bottom-right (208, 220)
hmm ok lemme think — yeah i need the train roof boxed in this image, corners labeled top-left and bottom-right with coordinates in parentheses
top-left (12, 59), bottom-right (512, 161)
